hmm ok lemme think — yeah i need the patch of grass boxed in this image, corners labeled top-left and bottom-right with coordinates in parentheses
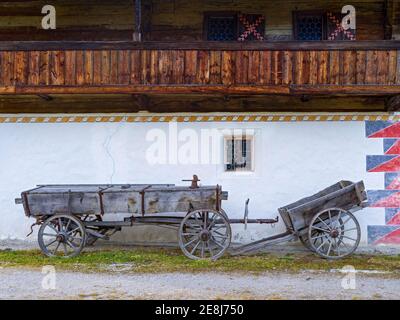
top-left (0, 248), bottom-right (399, 274)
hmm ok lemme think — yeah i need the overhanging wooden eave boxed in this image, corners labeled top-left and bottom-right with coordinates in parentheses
top-left (0, 94), bottom-right (388, 113)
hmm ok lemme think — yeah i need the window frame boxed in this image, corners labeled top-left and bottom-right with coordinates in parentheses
top-left (223, 133), bottom-right (255, 173)
top-left (292, 10), bottom-right (328, 41)
top-left (203, 11), bottom-right (240, 41)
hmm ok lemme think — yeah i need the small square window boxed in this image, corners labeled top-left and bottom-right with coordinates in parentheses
top-left (293, 11), bottom-right (326, 41)
top-left (204, 13), bottom-right (238, 41)
top-left (224, 135), bottom-right (254, 172)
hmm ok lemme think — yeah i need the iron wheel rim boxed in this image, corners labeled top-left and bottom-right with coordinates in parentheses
top-left (308, 208), bottom-right (360, 259)
top-left (38, 214), bottom-right (86, 258)
top-left (178, 209), bottom-right (231, 261)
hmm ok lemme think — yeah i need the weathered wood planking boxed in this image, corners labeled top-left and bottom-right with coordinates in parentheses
top-left (50, 51), bottom-right (65, 85)
top-left (317, 51), bottom-right (328, 84)
top-left (0, 94), bottom-right (388, 114)
top-left (75, 50), bottom-right (84, 85)
top-left (0, 0), bottom-right (388, 41)
top-left (0, 0), bottom-right (135, 41)
top-left (148, 0), bottom-right (386, 41)
top-left (184, 50), bottom-right (197, 83)
top-left (21, 184), bottom-right (221, 216)
top-left (64, 51), bottom-right (76, 85)
top-left (278, 181), bottom-right (365, 234)
top-left (28, 51), bottom-right (40, 85)
top-left (2, 48), bottom-right (400, 94)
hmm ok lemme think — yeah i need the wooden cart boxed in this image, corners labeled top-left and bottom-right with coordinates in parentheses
top-left (16, 177), bottom-right (367, 260)
top-left (233, 180), bottom-right (368, 259)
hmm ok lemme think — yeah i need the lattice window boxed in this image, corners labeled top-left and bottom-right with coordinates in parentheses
top-left (294, 12), bottom-right (325, 41)
top-left (204, 13), bottom-right (238, 41)
top-left (224, 135), bottom-right (253, 172)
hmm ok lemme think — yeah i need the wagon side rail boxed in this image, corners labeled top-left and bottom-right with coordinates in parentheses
top-left (278, 181), bottom-right (350, 231)
top-left (279, 181), bottom-right (367, 233)
top-left (290, 181), bottom-right (366, 213)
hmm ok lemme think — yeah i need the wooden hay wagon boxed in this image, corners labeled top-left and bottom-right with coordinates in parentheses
top-left (233, 180), bottom-right (368, 259)
top-left (16, 177), bottom-right (367, 260)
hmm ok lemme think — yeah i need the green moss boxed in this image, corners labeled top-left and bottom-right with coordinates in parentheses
top-left (0, 248), bottom-right (399, 274)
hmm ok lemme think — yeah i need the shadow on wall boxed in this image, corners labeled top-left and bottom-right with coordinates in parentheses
top-left (108, 225), bottom-right (178, 245)
top-left (106, 223), bottom-right (274, 246)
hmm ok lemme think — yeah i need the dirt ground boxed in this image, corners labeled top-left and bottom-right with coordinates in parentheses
top-left (1, 238), bottom-right (400, 255)
top-left (1, 240), bottom-right (399, 300)
top-left (0, 267), bottom-right (399, 300)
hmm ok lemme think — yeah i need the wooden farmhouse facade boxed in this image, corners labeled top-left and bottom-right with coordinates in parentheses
top-left (1, 0), bottom-right (400, 246)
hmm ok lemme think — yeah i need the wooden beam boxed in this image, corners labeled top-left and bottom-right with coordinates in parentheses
top-left (1, 84), bottom-right (399, 96)
top-left (0, 86), bottom-right (15, 93)
top-left (132, 94), bottom-right (150, 109)
top-left (1, 41), bottom-right (400, 52)
top-left (133, 0), bottom-right (142, 42)
top-left (384, 0), bottom-right (394, 40)
top-left (37, 94), bottom-right (53, 101)
top-left (393, 0), bottom-right (400, 39)
top-left (0, 94), bottom-right (387, 114)
top-left (141, 1), bottom-right (152, 41)
top-left (386, 95), bottom-right (400, 111)
top-left (290, 85), bottom-right (400, 95)
top-left (1, 85), bottom-right (290, 95)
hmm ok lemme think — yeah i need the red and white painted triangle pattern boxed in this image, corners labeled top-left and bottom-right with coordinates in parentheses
top-left (366, 121), bottom-right (400, 245)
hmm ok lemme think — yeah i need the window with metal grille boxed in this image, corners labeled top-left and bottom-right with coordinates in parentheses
top-left (293, 12), bottom-right (326, 40)
top-left (224, 135), bottom-right (253, 172)
top-left (204, 13), bottom-right (238, 41)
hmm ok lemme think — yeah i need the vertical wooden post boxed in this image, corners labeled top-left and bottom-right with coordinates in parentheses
top-left (391, 0), bottom-right (400, 40)
top-left (383, 0), bottom-right (394, 40)
top-left (133, 0), bottom-right (142, 41)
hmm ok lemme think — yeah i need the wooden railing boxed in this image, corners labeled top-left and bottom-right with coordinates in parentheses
top-left (0, 41), bottom-right (400, 95)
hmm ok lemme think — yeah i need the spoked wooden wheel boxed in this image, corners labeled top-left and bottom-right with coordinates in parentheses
top-left (300, 227), bottom-right (335, 252)
top-left (82, 215), bottom-right (105, 246)
top-left (179, 209), bottom-right (231, 261)
top-left (308, 208), bottom-right (361, 259)
top-left (38, 215), bottom-right (87, 258)
top-left (299, 233), bottom-right (315, 251)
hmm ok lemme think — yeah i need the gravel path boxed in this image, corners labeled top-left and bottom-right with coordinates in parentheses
top-left (1, 267), bottom-right (399, 300)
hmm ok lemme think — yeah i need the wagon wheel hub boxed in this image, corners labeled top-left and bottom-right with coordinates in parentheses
top-left (199, 230), bottom-right (211, 242)
top-left (330, 229), bottom-right (340, 239)
top-left (56, 233), bottom-right (66, 243)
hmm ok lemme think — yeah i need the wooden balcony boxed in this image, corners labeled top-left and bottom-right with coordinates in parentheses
top-left (1, 41), bottom-right (400, 97)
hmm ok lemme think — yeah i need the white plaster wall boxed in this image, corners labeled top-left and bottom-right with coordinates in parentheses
top-left (0, 120), bottom-right (385, 244)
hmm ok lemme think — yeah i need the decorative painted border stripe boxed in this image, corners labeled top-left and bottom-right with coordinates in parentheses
top-left (0, 113), bottom-right (399, 124)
